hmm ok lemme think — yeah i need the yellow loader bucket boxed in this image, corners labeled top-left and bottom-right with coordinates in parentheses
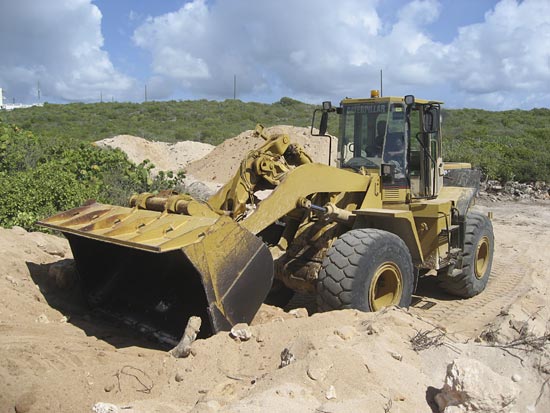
top-left (38, 202), bottom-right (274, 338)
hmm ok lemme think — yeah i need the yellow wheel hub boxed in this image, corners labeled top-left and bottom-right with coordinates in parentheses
top-left (474, 236), bottom-right (490, 279)
top-left (369, 262), bottom-right (403, 311)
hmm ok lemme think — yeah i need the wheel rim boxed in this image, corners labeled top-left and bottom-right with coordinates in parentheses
top-left (474, 236), bottom-right (490, 279)
top-left (369, 262), bottom-right (403, 311)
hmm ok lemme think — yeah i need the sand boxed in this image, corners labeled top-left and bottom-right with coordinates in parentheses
top-left (0, 129), bottom-right (548, 412)
top-left (95, 135), bottom-right (215, 175)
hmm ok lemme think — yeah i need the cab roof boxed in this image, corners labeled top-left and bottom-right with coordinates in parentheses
top-left (341, 96), bottom-right (443, 105)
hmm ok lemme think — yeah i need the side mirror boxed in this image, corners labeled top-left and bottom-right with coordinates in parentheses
top-left (423, 106), bottom-right (440, 133)
top-left (319, 112), bottom-right (328, 135)
top-left (311, 101), bottom-right (335, 137)
top-left (404, 95), bottom-right (415, 106)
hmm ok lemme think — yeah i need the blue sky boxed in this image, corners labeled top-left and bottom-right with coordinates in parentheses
top-left (1, 0), bottom-right (549, 109)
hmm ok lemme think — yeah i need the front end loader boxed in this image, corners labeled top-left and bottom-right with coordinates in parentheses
top-left (39, 93), bottom-right (494, 340)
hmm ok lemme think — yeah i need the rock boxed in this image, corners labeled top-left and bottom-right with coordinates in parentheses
top-left (511, 374), bottom-right (521, 383)
top-left (279, 348), bottom-right (295, 368)
top-left (325, 385), bottom-right (337, 400)
top-left (103, 383), bottom-right (115, 392)
top-left (362, 321), bottom-right (379, 335)
top-left (36, 314), bottom-right (49, 324)
top-left (48, 259), bottom-right (77, 289)
top-left (14, 392), bottom-right (37, 413)
top-left (92, 402), bottom-right (120, 413)
top-left (306, 353), bottom-right (333, 381)
top-left (230, 323), bottom-right (252, 341)
top-left (5, 275), bottom-right (19, 286)
top-left (183, 179), bottom-right (219, 201)
top-left (288, 308), bottom-right (308, 318)
top-left (435, 358), bottom-right (519, 413)
top-left (390, 352), bottom-right (403, 362)
top-left (171, 316), bottom-right (202, 358)
top-left (334, 325), bottom-right (356, 340)
top-left (175, 372), bottom-right (185, 382)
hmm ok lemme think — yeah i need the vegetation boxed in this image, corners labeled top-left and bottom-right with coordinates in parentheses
top-left (441, 108), bottom-right (550, 183)
top-left (1, 98), bottom-right (549, 230)
top-left (0, 97), bottom-right (316, 145)
top-left (0, 122), bottom-right (183, 230)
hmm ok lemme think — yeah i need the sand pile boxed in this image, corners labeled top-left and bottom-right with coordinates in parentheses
top-left (95, 135), bottom-right (215, 175)
top-left (185, 126), bottom-right (338, 184)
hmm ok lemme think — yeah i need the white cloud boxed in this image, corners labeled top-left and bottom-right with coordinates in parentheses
top-left (0, 0), bottom-right (135, 102)
top-left (132, 0), bottom-right (550, 109)
top-left (439, 0), bottom-right (550, 107)
top-left (2, 0), bottom-right (549, 108)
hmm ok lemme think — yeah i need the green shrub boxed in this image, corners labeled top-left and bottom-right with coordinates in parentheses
top-left (0, 120), bottom-right (183, 230)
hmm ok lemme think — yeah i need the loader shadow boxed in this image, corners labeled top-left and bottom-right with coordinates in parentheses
top-left (26, 260), bottom-right (169, 351)
top-left (414, 276), bottom-right (461, 302)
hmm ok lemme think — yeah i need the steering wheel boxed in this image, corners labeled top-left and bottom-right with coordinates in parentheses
top-left (343, 157), bottom-right (379, 169)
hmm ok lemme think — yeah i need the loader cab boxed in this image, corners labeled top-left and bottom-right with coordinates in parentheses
top-left (317, 94), bottom-right (443, 201)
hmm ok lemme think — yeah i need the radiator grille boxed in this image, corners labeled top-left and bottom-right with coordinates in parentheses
top-left (383, 189), bottom-right (400, 200)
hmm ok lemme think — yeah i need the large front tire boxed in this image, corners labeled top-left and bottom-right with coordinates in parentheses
top-left (439, 212), bottom-right (494, 298)
top-left (317, 229), bottom-right (414, 312)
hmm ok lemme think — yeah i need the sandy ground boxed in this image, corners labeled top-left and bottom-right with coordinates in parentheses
top-left (0, 198), bottom-right (548, 413)
top-left (0, 130), bottom-right (548, 412)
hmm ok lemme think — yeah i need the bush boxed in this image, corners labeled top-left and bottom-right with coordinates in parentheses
top-left (0, 120), bottom-right (183, 230)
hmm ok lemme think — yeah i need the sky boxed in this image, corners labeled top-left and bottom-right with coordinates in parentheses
top-left (1, 0), bottom-right (549, 110)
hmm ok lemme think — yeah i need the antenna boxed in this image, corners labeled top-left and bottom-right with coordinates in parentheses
top-left (144, 84), bottom-right (148, 102)
top-left (380, 69), bottom-right (383, 97)
top-left (37, 81), bottom-right (41, 102)
top-left (233, 75), bottom-right (237, 100)
top-left (100, 91), bottom-right (103, 103)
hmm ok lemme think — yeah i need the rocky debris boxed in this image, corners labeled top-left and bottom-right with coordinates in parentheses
top-left (36, 314), bottom-right (49, 324)
top-left (306, 353), bottom-right (333, 381)
top-left (279, 348), bottom-right (295, 368)
top-left (230, 323), bottom-right (253, 341)
top-left (479, 301), bottom-right (550, 347)
top-left (480, 180), bottom-right (550, 201)
top-left (5, 275), bottom-right (19, 286)
top-left (390, 351), bottom-right (403, 361)
top-left (288, 308), bottom-right (308, 318)
top-left (435, 358), bottom-right (519, 413)
top-left (175, 372), bottom-right (185, 383)
top-left (325, 385), bottom-right (337, 400)
top-left (91, 402), bottom-right (121, 413)
top-left (170, 316), bottom-right (202, 358)
top-left (179, 176), bottom-right (221, 201)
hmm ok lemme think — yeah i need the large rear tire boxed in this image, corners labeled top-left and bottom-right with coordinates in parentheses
top-left (317, 229), bottom-right (414, 312)
top-left (439, 212), bottom-right (494, 298)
